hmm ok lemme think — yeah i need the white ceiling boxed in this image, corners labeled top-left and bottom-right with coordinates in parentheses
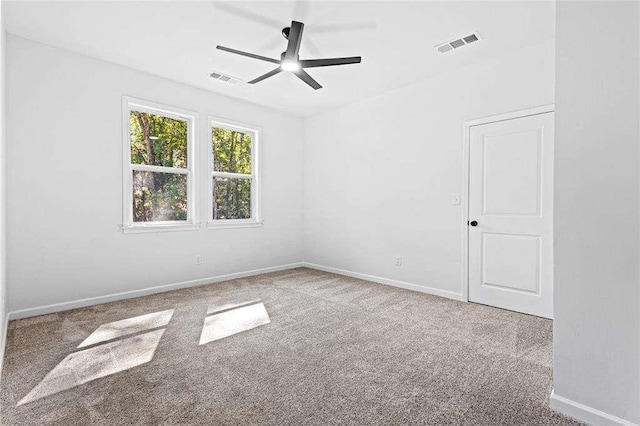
top-left (4, 1), bottom-right (555, 117)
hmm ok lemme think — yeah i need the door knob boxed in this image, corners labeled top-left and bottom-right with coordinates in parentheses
top-left (469, 220), bottom-right (478, 227)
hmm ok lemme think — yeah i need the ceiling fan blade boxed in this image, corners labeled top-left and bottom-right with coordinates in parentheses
top-left (216, 46), bottom-right (280, 64)
top-left (294, 69), bottom-right (322, 90)
top-left (285, 21), bottom-right (304, 60)
top-left (212, 3), bottom-right (282, 29)
top-left (307, 22), bottom-right (378, 34)
top-left (300, 57), bottom-right (362, 68)
top-left (247, 68), bottom-right (282, 84)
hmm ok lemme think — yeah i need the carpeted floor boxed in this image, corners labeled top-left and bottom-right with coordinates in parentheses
top-left (0, 268), bottom-right (580, 425)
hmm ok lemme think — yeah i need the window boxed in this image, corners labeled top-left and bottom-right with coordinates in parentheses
top-left (209, 119), bottom-right (261, 226)
top-left (123, 98), bottom-right (197, 232)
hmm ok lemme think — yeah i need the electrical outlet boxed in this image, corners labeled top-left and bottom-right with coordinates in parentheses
top-left (452, 193), bottom-right (461, 205)
top-left (395, 256), bottom-right (403, 267)
top-left (195, 255), bottom-right (202, 265)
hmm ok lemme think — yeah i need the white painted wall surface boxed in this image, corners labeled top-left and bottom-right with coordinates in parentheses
top-left (0, 0), bottom-right (7, 374)
top-left (6, 36), bottom-right (304, 313)
top-left (553, 2), bottom-right (640, 424)
top-left (302, 40), bottom-right (555, 298)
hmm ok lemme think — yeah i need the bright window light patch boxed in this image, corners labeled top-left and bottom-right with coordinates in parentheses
top-left (18, 329), bottom-right (165, 405)
top-left (206, 300), bottom-right (262, 316)
top-left (199, 302), bottom-right (270, 345)
top-left (78, 309), bottom-right (174, 348)
top-left (19, 309), bottom-right (175, 406)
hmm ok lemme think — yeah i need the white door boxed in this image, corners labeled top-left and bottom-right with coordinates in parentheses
top-left (468, 112), bottom-right (554, 319)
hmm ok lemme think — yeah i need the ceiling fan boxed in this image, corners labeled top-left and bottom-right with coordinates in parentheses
top-left (216, 21), bottom-right (362, 90)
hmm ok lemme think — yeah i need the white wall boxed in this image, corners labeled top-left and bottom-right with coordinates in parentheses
top-left (302, 40), bottom-right (555, 298)
top-left (0, 0), bottom-right (7, 374)
top-left (552, 1), bottom-right (640, 424)
top-left (6, 36), bottom-right (304, 314)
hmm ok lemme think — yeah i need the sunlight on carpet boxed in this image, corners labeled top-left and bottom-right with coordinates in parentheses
top-left (78, 309), bottom-right (174, 348)
top-left (18, 329), bottom-right (164, 406)
top-left (199, 301), bottom-right (270, 345)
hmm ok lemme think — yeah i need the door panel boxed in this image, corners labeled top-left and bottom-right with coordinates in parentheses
top-left (482, 233), bottom-right (540, 294)
top-left (483, 130), bottom-right (541, 215)
top-left (468, 112), bottom-right (553, 318)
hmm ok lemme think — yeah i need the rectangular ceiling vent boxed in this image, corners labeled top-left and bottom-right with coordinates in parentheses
top-left (436, 32), bottom-right (481, 54)
top-left (209, 70), bottom-right (242, 85)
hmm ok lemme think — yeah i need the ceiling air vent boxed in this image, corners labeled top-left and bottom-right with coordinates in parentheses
top-left (435, 32), bottom-right (482, 54)
top-left (209, 70), bottom-right (242, 84)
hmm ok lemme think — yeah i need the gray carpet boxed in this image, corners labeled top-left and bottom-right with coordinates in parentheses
top-left (0, 268), bottom-right (580, 425)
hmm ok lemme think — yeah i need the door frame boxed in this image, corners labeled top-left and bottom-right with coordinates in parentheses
top-left (461, 104), bottom-right (555, 302)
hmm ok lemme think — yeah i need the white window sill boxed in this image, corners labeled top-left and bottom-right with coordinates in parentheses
top-left (121, 223), bottom-right (201, 234)
top-left (207, 221), bottom-right (263, 230)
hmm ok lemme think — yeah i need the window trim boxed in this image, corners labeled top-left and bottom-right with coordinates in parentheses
top-left (122, 96), bottom-right (199, 233)
top-left (207, 117), bottom-right (262, 229)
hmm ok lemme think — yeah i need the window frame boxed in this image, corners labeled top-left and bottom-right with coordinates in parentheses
top-left (208, 117), bottom-right (262, 229)
top-left (122, 96), bottom-right (199, 233)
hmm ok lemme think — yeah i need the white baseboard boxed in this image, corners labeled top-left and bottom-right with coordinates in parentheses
top-left (302, 262), bottom-right (464, 302)
top-left (0, 312), bottom-right (7, 380)
top-left (550, 390), bottom-right (639, 426)
top-left (7, 262), bottom-right (304, 320)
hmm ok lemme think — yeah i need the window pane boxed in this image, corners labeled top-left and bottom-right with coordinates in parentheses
top-left (130, 111), bottom-right (188, 168)
top-left (133, 171), bottom-right (188, 222)
top-left (213, 177), bottom-right (251, 220)
top-left (212, 127), bottom-right (252, 174)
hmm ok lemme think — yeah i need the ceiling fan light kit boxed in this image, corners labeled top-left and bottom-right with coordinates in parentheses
top-left (280, 60), bottom-right (300, 72)
top-left (216, 20), bottom-right (362, 90)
